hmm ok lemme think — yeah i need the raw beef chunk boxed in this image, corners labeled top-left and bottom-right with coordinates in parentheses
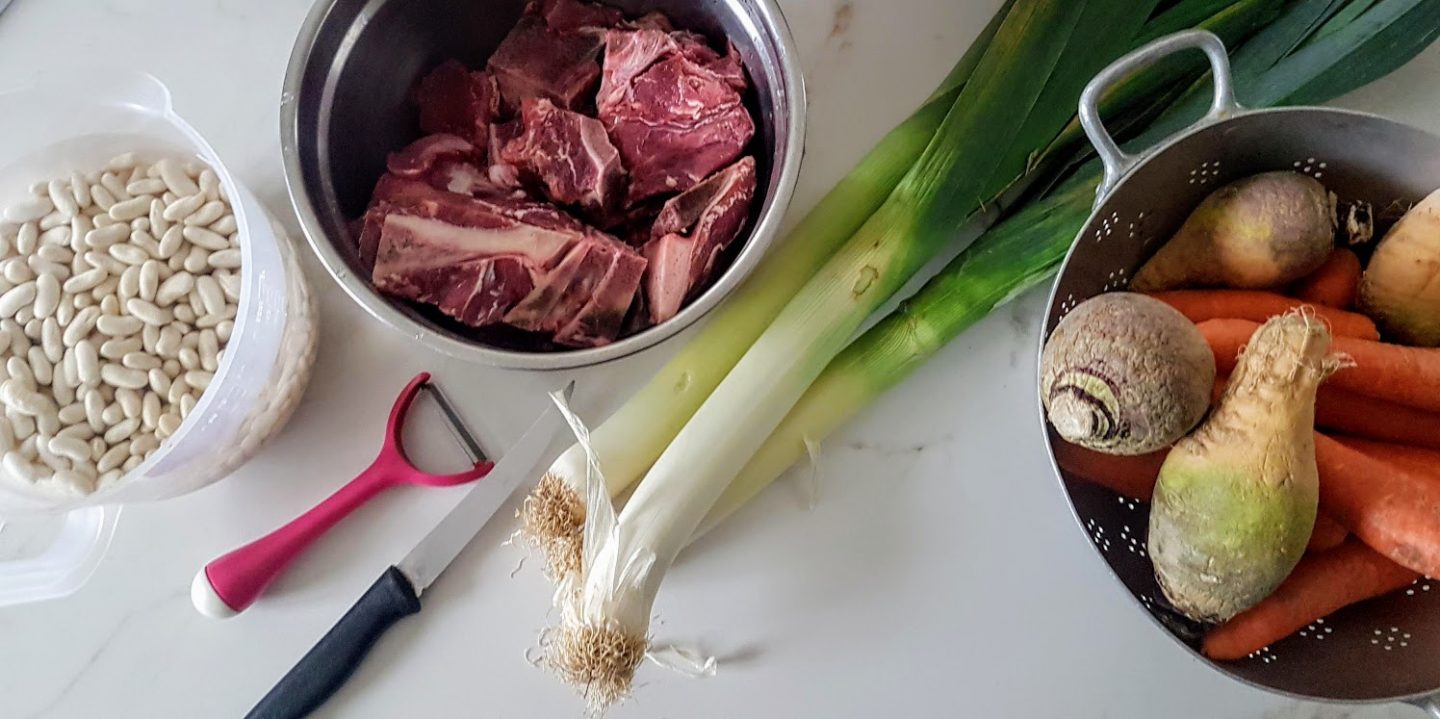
top-left (598, 31), bottom-right (754, 203)
top-left (488, 16), bottom-right (604, 112)
top-left (538, 0), bottom-right (624, 32)
top-left (413, 60), bottom-right (500, 147)
top-left (385, 134), bottom-right (478, 178)
top-left (642, 157), bottom-right (755, 323)
top-left (487, 120), bottom-right (525, 191)
top-left (496, 98), bottom-right (626, 215)
top-left (367, 178), bottom-right (645, 346)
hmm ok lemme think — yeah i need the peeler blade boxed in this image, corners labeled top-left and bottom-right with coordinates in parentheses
top-left (418, 381), bottom-right (487, 465)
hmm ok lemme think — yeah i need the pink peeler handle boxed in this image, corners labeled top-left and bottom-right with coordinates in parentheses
top-left (192, 374), bottom-right (492, 619)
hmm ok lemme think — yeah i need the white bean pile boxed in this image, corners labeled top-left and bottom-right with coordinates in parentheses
top-left (0, 154), bottom-right (241, 495)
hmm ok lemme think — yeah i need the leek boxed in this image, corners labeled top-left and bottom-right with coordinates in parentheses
top-left (518, 0), bottom-right (1015, 579)
top-left (545, 0), bottom-right (1157, 707)
top-left (520, 0), bottom-right (1267, 583)
top-left (698, 0), bottom-right (1440, 535)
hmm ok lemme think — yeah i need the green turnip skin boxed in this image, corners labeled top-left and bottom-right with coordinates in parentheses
top-left (1131, 171), bottom-right (1336, 292)
top-left (1041, 293), bottom-right (1215, 455)
top-left (1149, 312), bottom-right (1345, 623)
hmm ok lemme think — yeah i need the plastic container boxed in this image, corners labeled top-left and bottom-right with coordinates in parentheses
top-left (0, 71), bottom-right (317, 605)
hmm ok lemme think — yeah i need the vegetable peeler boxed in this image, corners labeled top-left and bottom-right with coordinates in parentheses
top-left (192, 372), bottom-right (492, 619)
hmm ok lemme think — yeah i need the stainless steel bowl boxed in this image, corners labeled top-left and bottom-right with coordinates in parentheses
top-left (281, 0), bottom-right (805, 370)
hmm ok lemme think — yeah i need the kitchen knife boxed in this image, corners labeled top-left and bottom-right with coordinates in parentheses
top-left (246, 384), bottom-right (573, 719)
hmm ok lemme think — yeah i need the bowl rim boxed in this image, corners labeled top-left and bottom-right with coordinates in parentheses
top-left (280, 0), bottom-right (807, 371)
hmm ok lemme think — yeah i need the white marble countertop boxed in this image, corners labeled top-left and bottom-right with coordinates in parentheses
top-left (0, 0), bottom-right (1437, 717)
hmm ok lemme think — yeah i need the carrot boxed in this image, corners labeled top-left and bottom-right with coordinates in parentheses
top-left (1150, 290), bottom-right (1378, 339)
top-left (1307, 512), bottom-right (1348, 553)
top-left (1051, 441), bottom-right (1166, 501)
top-left (1203, 540), bottom-right (1418, 660)
top-left (1332, 436), bottom-right (1440, 483)
top-left (1292, 249), bottom-right (1362, 309)
top-left (1200, 319), bottom-right (1440, 413)
top-left (1316, 387), bottom-right (1440, 451)
top-left (1314, 433), bottom-right (1440, 577)
top-left (1215, 374), bottom-right (1440, 451)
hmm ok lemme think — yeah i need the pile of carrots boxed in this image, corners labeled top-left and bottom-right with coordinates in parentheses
top-left (1055, 248), bottom-right (1440, 660)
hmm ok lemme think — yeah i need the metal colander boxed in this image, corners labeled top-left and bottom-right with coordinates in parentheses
top-left (1040, 31), bottom-right (1440, 714)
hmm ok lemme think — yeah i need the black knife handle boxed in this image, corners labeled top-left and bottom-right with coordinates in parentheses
top-left (246, 566), bottom-right (421, 719)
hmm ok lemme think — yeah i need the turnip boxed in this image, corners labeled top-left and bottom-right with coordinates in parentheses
top-left (1148, 311), bottom-right (1348, 623)
top-left (1041, 292), bottom-right (1214, 455)
top-left (1359, 187), bottom-right (1440, 346)
top-left (1131, 171), bottom-right (1336, 292)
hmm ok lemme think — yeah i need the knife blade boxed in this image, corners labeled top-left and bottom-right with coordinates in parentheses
top-left (246, 383), bottom-right (574, 719)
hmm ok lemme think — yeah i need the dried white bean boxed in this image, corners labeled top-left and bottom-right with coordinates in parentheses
top-left (2, 258), bottom-right (32, 284)
top-left (63, 267), bottom-right (107, 294)
top-left (106, 153), bottom-right (138, 171)
top-left (57, 423), bottom-right (92, 442)
top-left (157, 225), bottom-right (184, 259)
top-left (3, 451), bottom-right (39, 482)
top-left (10, 412), bottom-right (34, 441)
top-left (6, 357), bottom-right (32, 387)
top-left (38, 225), bottom-right (69, 247)
top-left (183, 246), bottom-right (208, 274)
top-left (70, 172), bottom-right (92, 208)
top-left (36, 244), bottom-right (72, 264)
top-left (215, 319), bottom-right (233, 343)
top-left (108, 195), bottom-right (150, 222)
top-left (126, 178), bottom-right (166, 196)
top-left (109, 242), bottom-right (148, 266)
top-left (194, 275), bottom-right (224, 316)
top-left (156, 159), bottom-right (200, 197)
top-left (0, 379), bottom-right (48, 416)
top-left (96, 314), bottom-right (142, 337)
top-left (100, 402), bottom-right (123, 426)
top-left (3, 197), bottom-right (53, 223)
top-left (198, 169), bottom-right (219, 201)
top-left (172, 303), bottom-right (195, 323)
top-left (0, 282), bottom-right (36, 319)
top-left (139, 261), bottom-right (160, 301)
top-left (116, 388), bottom-right (141, 419)
top-left (90, 185), bottom-right (116, 212)
top-left (182, 200), bottom-right (225, 228)
top-left (26, 257), bottom-right (68, 281)
top-left (13, 306), bottom-right (32, 325)
top-left (197, 329), bottom-right (219, 371)
top-left (86, 251), bottom-right (126, 276)
top-left (57, 402), bottom-right (85, 425)
top-left (209, 214), bottom-right (237, 236)
top-left (157, 412), bottom-right (181, 437)
top-left (130, 431), bottom-right (158, 456)
top-left (100, 364), bottom-right (147, 389)
top-left (179, 346), bottom-right (199, 371)
top-left (85, 223), bottom-right (129, 249)
top-left (48, 180), bottom-right (78, 220)
top-left (130, 229), bottom-right (161, 259)
top-left (26, 347), bottom-right (51, 385)
top-left (154, 271), bottom-right (193, 306)
top-left (97, 442), bottom-right (128, 473)
top-left (49, 436), bottom-right (90, 464)
top-left (118, 265), bottom-right (140, 300)
top-left (208, 248), bottom-right (241, 270)
top-left (99, 172), bottom-right (130, 202)
top-left (76, 340), bottom-right (100, 388)
top-left (147, 368), bottom-right (170, 395)
top-left (126, 298), bottom-right (170, 326)
top-left (184, 370), bottom-right (212, 391)
top-left (14, 222), bottom-right (37, 256)
top-left (22, 318), bottom-right (40, 340)
top-left (149, 199), bottom-right (169, 238)
top-left (41, 317), bottom-right (61, 363)
top-left (166, 376), bottom-right (187, 403)
top-left (162, 193), bottom-right (205, 222)
top-left (33, 273), bottom-right (60, 319)
top-left (129, 217), bottom-right (148, 234)
top-left (83, 390), bottom-right (104, 433)
top-left (121, 455), bottom-right (142, 471)
top-left (38, 212), bottom-right (67, 231)
top-left (182, 225), bottom-right (228, 251)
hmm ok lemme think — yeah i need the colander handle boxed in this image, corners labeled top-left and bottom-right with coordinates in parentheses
top-left (1079, 29), bottom-right (1240, 199)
